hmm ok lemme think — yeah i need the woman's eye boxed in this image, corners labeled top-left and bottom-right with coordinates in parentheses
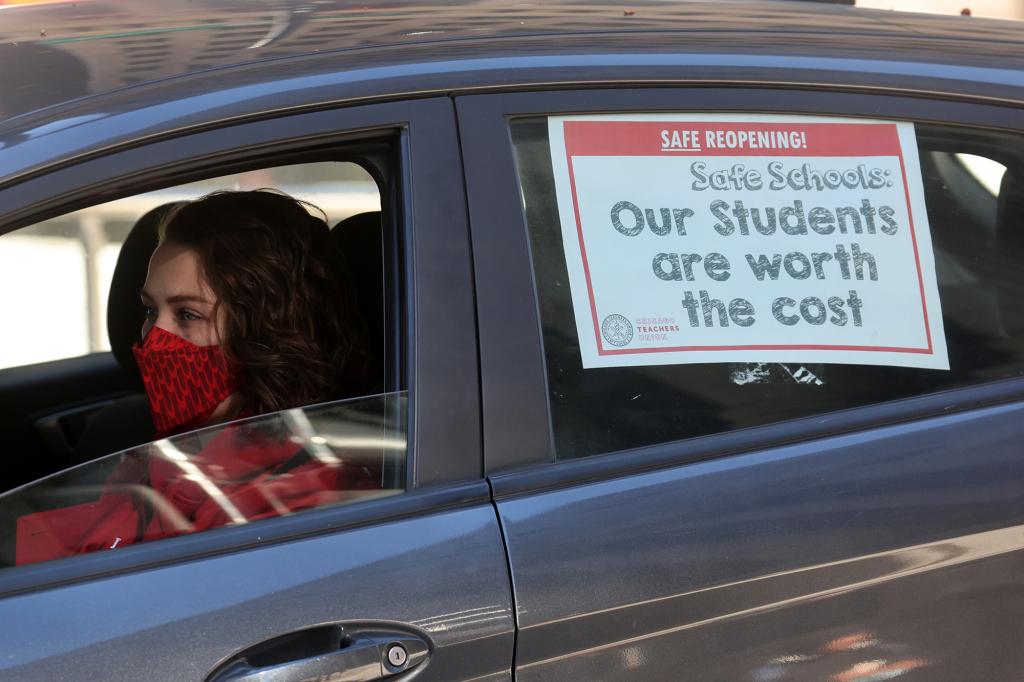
top-left (143, 306), bottom-right (156, 319)
top-left (179, 309), bottom-right (202, 322)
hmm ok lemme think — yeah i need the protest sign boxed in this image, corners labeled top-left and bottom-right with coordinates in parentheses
top-left (548, 114), bottom-right (948, 370)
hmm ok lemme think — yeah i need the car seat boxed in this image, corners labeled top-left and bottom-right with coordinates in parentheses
top-left (331, 211), bottom-right (386, 396)
top-left (74, 203), bottom-right (181, 461)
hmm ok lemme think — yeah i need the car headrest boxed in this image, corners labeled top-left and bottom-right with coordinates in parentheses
top-left (997, 169), bottom-right (1024, 336)
top-left (331, 211), bottom-right (385, 392)
top-left (107, 203), bottom-right (182, 382)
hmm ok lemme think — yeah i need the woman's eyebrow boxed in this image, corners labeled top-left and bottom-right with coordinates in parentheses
top-left (166, 294), bottom-right (213, 305)
top-left (139, 289), bottom-right (211, 305)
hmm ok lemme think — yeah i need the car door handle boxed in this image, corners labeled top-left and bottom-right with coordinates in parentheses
top-left (207, 625), bottom-right (430, 682)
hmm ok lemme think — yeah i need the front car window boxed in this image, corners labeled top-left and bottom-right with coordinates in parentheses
top-left (0, 151), bottom-right (406, 566)
top-left (0, 393), bottom-right (405, 567)
top-left (0, 162), bottom-right (379, 370)
top-left (511, 114), bottom-right (1024, 458)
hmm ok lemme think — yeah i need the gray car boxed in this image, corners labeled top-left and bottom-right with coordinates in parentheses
top-left (1, 1), bottom-right (1023, 680)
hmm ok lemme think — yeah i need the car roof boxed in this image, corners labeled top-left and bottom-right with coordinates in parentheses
top-left (2, 0), bottom-right (1023, 187)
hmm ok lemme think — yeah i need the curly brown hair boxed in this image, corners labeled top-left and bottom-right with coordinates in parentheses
top-left (157, 189), bottom-right (364, 417)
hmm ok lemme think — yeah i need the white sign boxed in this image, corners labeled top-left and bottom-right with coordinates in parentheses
top-left (548, 114), bottom-right (948, 370)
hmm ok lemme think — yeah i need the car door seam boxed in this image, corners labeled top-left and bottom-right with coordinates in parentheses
top-left (486, 475), bottom-right (521, 679)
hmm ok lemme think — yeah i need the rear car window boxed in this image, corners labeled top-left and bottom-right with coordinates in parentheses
top-left (511, 114), bottom-right (1024, 459)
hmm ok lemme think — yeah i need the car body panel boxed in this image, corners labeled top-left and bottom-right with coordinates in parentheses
top-left (0, 503), bottom-right (514, 681)
top-left (1, 0), bottom-right (1022, 100)
top-left (459, 84), bottom-right (1024, 679)
top-left (496, 401), bottom-right (1024, 680)
top-left (3, 2), bottom-right (1024, 188)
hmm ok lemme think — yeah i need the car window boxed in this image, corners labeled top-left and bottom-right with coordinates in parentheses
top-left (0, 392), bottom-right (405, 568)
top-left (0, 162), bottom-right (379, 370)
top-left (0, 150), bottom-right (407, 563)
top-left (511, 115), bottom-right (1024, 459)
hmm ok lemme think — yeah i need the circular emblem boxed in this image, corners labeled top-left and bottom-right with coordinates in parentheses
top-left (601, 314), bottom-right (633, 347)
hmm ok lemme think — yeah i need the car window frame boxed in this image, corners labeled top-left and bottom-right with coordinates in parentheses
top-left (0, 96), bottom-right (483, 596)
top-left (457, 86), bottom-right (1024, 489)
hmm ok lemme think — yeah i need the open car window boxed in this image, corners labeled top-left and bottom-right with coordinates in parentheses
top-left (0, 162), bottom-right (379, 370)
top-left (0, 153), bottom-right (399, 493)
top-left (0, 392), bottom-right (406, 568)
top-left (0, 128), bottom-right (416, 566)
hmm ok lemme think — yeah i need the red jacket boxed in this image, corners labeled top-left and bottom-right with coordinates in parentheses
top-left (16, 426), bottom-right (380, 566)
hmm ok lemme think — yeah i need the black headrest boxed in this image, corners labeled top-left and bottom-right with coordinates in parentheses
top-left (331, 212), bottom-right (384, 392)
top-left (331, 211), bottom-right (383, 248)
top-left (997, 169), bottom-right (1024, 336)
top-left (107, 203), bottom-right (182, 381)
top-left (331, 211), bottom-right (383, 317)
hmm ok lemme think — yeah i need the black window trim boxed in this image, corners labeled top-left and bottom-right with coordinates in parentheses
top-left (0, 96), bottom-right (482, 593)
top-left (457, 86), bottom-right (1024, 480)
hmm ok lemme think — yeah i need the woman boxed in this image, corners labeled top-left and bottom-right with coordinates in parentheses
top-left (137, 189), bottom-right (363, 436)
top-left (15, 190), bottom-right (376, 565)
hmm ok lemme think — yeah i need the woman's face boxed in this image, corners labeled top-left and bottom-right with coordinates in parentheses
top-left (140, 242), bottom-right (224, 346)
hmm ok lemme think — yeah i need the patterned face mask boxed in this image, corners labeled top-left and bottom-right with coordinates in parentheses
top-left (132, 326), bottom-right (237, 439)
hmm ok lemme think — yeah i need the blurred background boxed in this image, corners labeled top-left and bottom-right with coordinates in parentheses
top-left (0, 163), bottom-right (380, 369)
top-left (857, 0), bottom-right (1023, 17)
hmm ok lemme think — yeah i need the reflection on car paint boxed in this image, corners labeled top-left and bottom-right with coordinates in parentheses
top-left (751, 631), bottom-right (928, 681)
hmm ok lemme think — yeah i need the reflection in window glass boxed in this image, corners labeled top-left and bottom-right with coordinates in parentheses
top-left (956, 153), bottom-right (1006, 196)
top-left (0, 392), bottom-right (406, 568)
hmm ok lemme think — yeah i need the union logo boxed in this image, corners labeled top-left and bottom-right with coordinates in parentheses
top-left (601, 314), bottom-right (633, 347)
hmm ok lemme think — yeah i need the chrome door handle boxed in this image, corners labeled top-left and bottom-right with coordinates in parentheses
top-left (208, 626), bottom-right (430, 682)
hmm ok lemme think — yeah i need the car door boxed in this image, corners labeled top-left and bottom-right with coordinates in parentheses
top-left (0, 343), bottom-right (139, 490)
top-left (461, 88), bottom-right (1024, 680)
top-left (0, 96), bottom-right (514, 681)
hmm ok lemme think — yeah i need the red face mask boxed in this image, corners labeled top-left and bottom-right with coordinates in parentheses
top-left (132, 327), bottom-right (237, 439)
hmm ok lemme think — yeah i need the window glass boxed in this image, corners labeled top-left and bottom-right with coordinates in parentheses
top-left (511, 116), bottom-right (1024, 459)
top-left (1, 151), bottom-right (401, 516)
top-left (0, 392), bottom-right (406, 568)
top-left (0, 162), bottom-right (379, 370)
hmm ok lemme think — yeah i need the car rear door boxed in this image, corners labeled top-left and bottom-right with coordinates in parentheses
top-left (0, 97), bottom-right (513, 681)
top-left (460, 87), bottom-right (1024, 680)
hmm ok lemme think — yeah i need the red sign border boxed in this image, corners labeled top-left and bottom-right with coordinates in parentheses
top-left (561, 119), bottom-right (934, 357)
